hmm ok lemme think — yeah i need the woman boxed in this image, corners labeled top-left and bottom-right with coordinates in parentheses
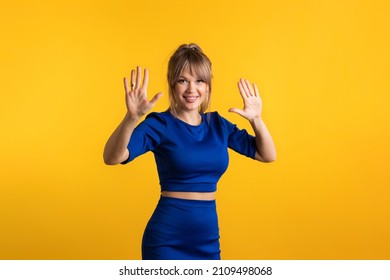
top-left (103, 43), bottom-right (276, 260)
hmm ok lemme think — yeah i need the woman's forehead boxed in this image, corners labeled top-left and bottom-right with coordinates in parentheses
top-left (180, 67), bottom-right (198, 77)
top-left (180, 63), bottom-right (208, 78)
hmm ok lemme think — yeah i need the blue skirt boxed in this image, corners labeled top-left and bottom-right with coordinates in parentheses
top-left (142, 196), bottom-right (221, 260)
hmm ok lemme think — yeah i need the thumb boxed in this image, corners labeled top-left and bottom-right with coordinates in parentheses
top-left (228, 108), bottom-right (245, 117)
top-left (149, 92), bottom-right (164, 106)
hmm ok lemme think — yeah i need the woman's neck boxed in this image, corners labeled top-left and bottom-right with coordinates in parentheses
top-left (175, 109), bottom-right (202, 125)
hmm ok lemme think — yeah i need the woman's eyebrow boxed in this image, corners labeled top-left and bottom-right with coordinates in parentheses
top-left (179, 74), bottom-right (198, 79)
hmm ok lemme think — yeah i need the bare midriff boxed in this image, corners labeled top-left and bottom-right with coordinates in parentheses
top-left (161, 191), bottom-right (216, 201)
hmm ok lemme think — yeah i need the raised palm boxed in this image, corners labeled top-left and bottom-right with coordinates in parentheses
top-left (123, 66), bottom-right (163, 118)
top-left (229, 79), bottom-right (262, 121)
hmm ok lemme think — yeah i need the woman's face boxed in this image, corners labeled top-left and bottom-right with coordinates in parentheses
top-left (173, 67), bottom-right (209, 113)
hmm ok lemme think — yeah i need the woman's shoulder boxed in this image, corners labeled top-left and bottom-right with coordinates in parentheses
top-left (205, 111), bottom-right (221, 120)
top-left (206, 111), bottom-right (230, 123)
top-left (205, 111), bottom-right (236, 131)
top-left (137, 111), bottom-right (170, 131)
top-left (145, 111), bottom-right (170, 122)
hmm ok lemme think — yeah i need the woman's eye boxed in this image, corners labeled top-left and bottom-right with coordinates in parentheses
top-left (178, 79), bottom-right (188, 84)
top-left (196, 79), bottom-right (204, 83)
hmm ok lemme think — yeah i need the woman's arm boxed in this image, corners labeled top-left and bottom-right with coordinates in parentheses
top-left (103, 114), bottom-right (139, 165)
top-left (248, 116), bottom-right (276, 162)
top-left (103, 66), bottom-right (163, 165)
top-left (229, 79), bottom-right (276, 162)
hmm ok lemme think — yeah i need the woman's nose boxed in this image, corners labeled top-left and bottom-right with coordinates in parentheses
top-left (187, 82), bottom-right (196, 92)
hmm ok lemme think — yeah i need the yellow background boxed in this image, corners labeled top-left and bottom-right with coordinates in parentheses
top-left (1, 0), bottom-right (389, 259)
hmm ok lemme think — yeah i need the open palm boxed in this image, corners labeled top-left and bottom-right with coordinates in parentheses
top-left (229, 79), bottom-right (262, 121)
top-left (123, 66), bottom-right (163, 118)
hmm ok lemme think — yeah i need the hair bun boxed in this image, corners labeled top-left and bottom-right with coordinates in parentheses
top-left (187, 43), bottom-right (202, 53)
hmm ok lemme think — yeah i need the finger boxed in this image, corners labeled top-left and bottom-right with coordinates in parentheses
top-left (253, 83), bottom-right (260, 97)
top-left (149, 92), bottom-right (163, 107)
top-left (130, 69), bottom-right (135, 91)
top-left (228, 107), bottom-right (245, 117)
top-left (135, 66), bottom-right (142, 89)
top-left (238, 79), bottom-right (249, 98)
top-left (124, 77), bottom-right (129, 93)
top-left (243, 79), bottom-right (254, 96)
top-left (142, 68), bottom-right (149, 92)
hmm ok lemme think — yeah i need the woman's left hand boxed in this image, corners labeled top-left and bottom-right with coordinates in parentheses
top-left (228, 79), bottom-right (262, 121)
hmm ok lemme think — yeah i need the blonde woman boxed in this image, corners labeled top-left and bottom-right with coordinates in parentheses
top-left (103, 43), bottom-right (276, 259)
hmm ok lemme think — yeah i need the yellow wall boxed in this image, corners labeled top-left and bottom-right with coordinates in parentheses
top-left (1, 0), bottom-right (389, 259)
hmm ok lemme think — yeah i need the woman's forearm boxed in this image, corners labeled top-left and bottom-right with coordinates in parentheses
top-left (250, 117), bottom-right (276, 163)
top-left (103, 113), bottom-right (140, 165)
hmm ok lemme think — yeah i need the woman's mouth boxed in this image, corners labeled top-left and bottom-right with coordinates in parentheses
top-left (183, 96), bottom-right (199, 103)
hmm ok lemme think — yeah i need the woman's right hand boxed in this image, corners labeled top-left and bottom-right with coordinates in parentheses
top-left (124, 66), bottom-right (163, 119)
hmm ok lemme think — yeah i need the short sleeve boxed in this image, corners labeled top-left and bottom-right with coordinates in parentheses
top-left (217, 114), bottom-right (257, 159)
top-left (121, 112), bottom-right (166, 164)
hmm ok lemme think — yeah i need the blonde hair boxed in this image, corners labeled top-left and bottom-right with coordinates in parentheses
top-left (167, 43), bottom-right (212, 116)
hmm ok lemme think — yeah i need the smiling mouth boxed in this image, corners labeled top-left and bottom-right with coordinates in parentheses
top-left (183, 96), bottom-right (199, 103)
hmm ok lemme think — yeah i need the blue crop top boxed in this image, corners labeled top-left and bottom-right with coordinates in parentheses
top-left (122, 111), bottom-right (256, 192)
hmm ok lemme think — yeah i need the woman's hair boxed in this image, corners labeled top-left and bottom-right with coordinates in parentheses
top-left (167, 43), bottom-right (212, 116)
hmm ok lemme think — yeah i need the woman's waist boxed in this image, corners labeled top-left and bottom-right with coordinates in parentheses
top-left (161, 191), bottom-right (216, 201)
top-left (160, 182), bottom-right (217, 193)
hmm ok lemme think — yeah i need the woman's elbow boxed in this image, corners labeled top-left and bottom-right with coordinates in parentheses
top-left (103, 153), bottom-right (123, 165)
top-left (103, 149), bottom-right (129, 165)
top-left (262, 156), bottom-right (276, 163)
top-left (103, 156), bottom-right (119, 165)
top-left (254, 152), bottom-right (276, 163)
